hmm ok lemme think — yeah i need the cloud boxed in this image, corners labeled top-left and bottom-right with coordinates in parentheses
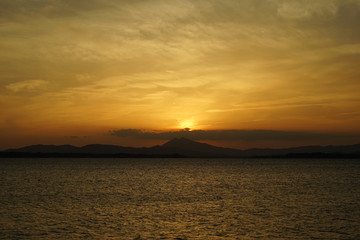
top-left (0, 0), bottom-right (117, 20)
top-left (1, 0), bottom-right (360, 145)
top-left (276, 0), bottom-right (338, 20)
top-left (110, 129), bottom-right (356, 142)
top-left (5, 80), bottom-right (48, 92)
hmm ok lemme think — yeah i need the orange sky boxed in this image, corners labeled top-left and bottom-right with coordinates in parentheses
top-left (1, 0), bottom-right (360, 150)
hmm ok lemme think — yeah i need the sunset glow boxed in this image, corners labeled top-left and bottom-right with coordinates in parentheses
top-left (1, 0), bottom-right (360, 149)
top-left (178, 119), bottom-right (195, 131)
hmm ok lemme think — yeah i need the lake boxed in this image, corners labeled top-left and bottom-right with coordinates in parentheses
top-left (0, 158), bottom-right (359, 239)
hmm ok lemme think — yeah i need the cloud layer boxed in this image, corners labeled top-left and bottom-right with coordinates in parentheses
top-left (1, 0), bottom-right (360, 148)
top-left (111, 129), bottom-right (358, 142)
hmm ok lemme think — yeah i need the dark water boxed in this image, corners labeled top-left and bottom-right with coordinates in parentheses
top-left (0, 158), bottom-right (359, 240)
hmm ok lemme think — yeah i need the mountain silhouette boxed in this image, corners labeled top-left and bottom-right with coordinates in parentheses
top-left (1, 138), bottom-right (360, 158)
top-left (160, 137), bottom-right (242, 157)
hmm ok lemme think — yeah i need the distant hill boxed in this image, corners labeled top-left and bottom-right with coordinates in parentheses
top-left (240, 144), bottom-right (360, 157)
top-left (154, 137), bottom-right (243, 157)
top-left (1, 138), bottom-right (360, 158)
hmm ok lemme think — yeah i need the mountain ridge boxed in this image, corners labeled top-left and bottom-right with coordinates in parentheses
top-left (1, 138), bottom-right (360, 158)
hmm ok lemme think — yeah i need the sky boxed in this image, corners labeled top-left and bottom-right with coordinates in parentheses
top-left (1, 0), bottom-right (360, 150)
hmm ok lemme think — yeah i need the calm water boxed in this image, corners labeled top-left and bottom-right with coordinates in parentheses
top-left (0, 158), bottom-right (359, 240)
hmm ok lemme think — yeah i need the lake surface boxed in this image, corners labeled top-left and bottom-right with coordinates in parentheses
top-left (0, 158), bottom-right (359, 239)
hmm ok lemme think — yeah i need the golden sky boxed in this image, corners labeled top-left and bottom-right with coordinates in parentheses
top-left (1, 0), bottom-right (360, 149)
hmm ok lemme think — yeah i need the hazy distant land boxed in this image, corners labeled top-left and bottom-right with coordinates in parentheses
top-left (1, 138), bottom-right (360, 158)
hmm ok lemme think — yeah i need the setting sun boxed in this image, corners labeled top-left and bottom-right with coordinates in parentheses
top-left (178, 119), bottom-right (195, 130)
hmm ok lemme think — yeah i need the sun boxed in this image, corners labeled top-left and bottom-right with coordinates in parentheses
top-left (178, 119), bottom-right (195, 131)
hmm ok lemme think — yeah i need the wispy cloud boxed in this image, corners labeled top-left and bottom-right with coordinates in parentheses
top-left (5, 80), bottom-right (48, 92)
top-left (276, 0), bottom-right (338, 20)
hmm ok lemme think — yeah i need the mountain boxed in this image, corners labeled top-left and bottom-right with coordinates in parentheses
top-left (2, 138), bottom-right (360, 158)
top-left (159, 137), bottom-right (242, 157)
top-left (6, 144), bottom-right (80, 153)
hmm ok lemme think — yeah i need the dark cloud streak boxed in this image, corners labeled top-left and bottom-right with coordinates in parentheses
top-left (110, 129), bottom-right (357, 142)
